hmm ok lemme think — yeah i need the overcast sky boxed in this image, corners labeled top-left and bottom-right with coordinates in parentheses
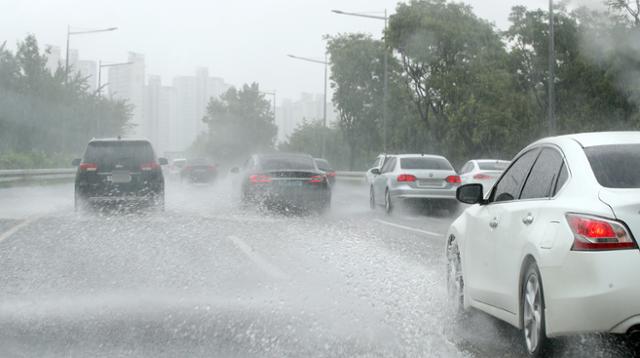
top-left (1, 0), bottom-right (602, 101)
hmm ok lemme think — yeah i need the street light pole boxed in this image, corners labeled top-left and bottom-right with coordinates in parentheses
top-left (287, 54), bottom-right (329, 158)
top-left (548, 0), bottom-right (556, 135)
top-left (95, 60), bottom-right (133, 136)
top-left (332, 9), bottom-right (389, 153)
top-left (65, 26), bottom-right (118, 83)
top-left (96, 60), bottom-right (133, 96)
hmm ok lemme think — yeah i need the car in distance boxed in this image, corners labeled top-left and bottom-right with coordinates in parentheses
top-left (235, 153), bottom-right (331, 212)
top-left (370, 154), bottom-right (460, 214)
top-left (459, 159), bottom-right (510, 195)
top-left (314, 158), bottom-right (336, 186)
top-left (180, 158), bottom-right (217, 183)
top-left (72, 138), bottom-right (168, 211)
top-left (446, 131), bottom-right (640, 357)
top-left (167, 158), bottom-right (187, 180)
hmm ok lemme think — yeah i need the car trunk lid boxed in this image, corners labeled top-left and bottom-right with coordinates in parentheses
top-left (599, 189), bottom-right (640, 239)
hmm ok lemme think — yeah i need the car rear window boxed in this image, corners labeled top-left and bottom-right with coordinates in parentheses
top-left (478, 161), bottom-right (509, 171)
top-left (84, 141), bottom-right (154, 166)
top-left (260, 156), bottom-right (316, 171)
top-left (585, 144), bottom-right (640, 188)
top-left (314, 159), bottom-right (331, 171)
top-left (400, 157), bottom-right (453, 170)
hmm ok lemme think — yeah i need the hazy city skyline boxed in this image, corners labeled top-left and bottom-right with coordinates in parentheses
top-left (0, 0), bottom-right (594, 101)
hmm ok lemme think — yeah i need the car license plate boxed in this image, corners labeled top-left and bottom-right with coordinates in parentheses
top-left (110, 171), bottom-right (132, 183)
top-left (419, 179), bottom-right (442, 187)
top-left (280, 180), bottom-right (303, 187)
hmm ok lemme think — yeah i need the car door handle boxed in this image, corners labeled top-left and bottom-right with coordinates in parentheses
top-left (522, 213), bottom-right (534, 225)
top-left (489, 218), bottom-right (499, 228)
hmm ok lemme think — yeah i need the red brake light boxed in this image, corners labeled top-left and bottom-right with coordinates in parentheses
top-left (79, 163), bottom-right (97, 171)
top-left (140, 162), bottom-right (160, 171)
top-left (326, 171), bottom-right (336, 177)
top-left (473, 173), bottom-right (492, 180)
top-left (250, 174), bottom-right (271, 183)
top-left (397, 174), bottom-right (416, 182)
top-left (446, 175), bottom-right (462, 184)
top-left (566, 214), bottom-right (637, 251)
top-left (309, 175), bottom-right (326, 184)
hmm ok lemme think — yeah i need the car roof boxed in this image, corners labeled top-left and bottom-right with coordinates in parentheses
top-left (473, 159), bottom-right (510, 163)
top-left (393, 154), bottom-right (448, 160)
top-left (536, 131), bottom-right (640, 148)
top-left (257, 152), bottom-right (312, 158)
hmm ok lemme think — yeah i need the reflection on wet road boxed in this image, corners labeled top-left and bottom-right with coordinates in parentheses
top-left (0, 179), bottom-right (635, 357)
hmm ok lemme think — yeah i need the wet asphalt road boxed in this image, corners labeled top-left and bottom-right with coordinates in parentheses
top-left (0, 178), bottom-right (635, 357)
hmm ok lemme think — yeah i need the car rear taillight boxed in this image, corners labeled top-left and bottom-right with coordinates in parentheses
top-left (446, 175), bottom-right (462, 184)
top-left (79, 163), bottom-right (97, 171)
top-left (140, 162), bottom-right (160, 171)
top-left (309, 175), bottom-right (326, 184)
top-left (566, 214), bottom-right (638, 251)
top-left (473, 173), bottom-right (492, 180)
top-left (250, 174), bottom-right (271, 183)
top-left (326, 171), bottom-right (337, 177)
top-left (397, 174), bottom-right (416, 182)
top-left (208, 165), bottom-right (216, 171)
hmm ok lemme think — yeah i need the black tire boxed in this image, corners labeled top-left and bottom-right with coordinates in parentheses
top-left (384, 189), bottom-right (393, 215)
top-left (446, 238), bottom-right (465, 318)
top-left (369, 186), bottom-right (376, 210)
top-left (521, 261), bottom-right (549, 357)
top-left (74, 192), bottom-right (88, 212)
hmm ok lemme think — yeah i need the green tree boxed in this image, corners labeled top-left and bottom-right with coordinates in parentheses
top-left (0, 35), bottom-right (132, 167)
top-left (201, 83), bottom-right (277, 163)
top-left (326, 33), bottom-right (386, 169)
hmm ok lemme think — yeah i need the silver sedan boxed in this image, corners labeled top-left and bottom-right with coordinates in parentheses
top-left (370, 154), bottom-right (461, 214)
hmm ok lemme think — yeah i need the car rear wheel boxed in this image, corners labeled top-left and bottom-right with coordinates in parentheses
top-left (385, 190), bottom-right (393, 215)
top-left (446, 238), bottom-right (464, 317)
top-left (74, 192), bottom-right (88, 212)
top-left (369, 187), bottom-right (376, 210)
top-left (522, 262), bottom-right (548, 357)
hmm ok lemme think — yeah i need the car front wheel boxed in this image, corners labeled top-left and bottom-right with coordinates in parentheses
top-left (446, 238), bottom-right (464, 317)
top-left (522, 262), bottom-right (548, 357)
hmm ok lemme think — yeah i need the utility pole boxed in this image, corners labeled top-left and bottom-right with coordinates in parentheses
top-left (287, 54), bottom-right (329, 157)
top-left (548, 0), bottom-right (556, 135)
top-left (65, 26), bottom-right (118, 83)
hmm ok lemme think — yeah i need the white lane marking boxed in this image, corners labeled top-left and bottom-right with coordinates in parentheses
top-left (0, 216), bottom-right (40, 243)
top-left (228, 235), bottom-right (289, 280)
top-left (374, 219), bottom-right (444, 238)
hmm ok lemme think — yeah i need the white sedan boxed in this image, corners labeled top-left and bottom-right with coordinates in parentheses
top-left (459, 159), bottom-right (510, 195)
top-left (446, 131), bottom-right (640, 357)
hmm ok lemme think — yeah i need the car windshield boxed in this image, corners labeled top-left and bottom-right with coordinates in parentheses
top-left (585, 144), bottom-right (640, 188)
top-left (83, 141), bottom-right (154, 167)
top-left (400, 157), bottom-right (453, 170)
top-left (260, 155), bottom-right (315, 171)
top-left (478, 161), bottom-right (510, 171)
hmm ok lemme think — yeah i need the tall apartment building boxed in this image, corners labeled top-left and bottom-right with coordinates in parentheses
top-left (108, 52), bottom-right (146, 137)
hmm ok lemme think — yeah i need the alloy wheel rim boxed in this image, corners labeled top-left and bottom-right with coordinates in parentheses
top-left (523, 273), bottom-right (542, 353)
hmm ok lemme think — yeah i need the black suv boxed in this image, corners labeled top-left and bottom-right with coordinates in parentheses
top-left (72, 138), bottom-right (168, 211)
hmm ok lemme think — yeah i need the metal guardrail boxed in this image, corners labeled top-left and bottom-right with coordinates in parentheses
top-left (0, 168), bottom-right (366, 184)
top-left (0, 168), bottom-right (76, 183)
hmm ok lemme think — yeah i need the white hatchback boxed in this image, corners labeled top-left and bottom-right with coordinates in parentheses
top-left (446, 132), bottom-right (640, 356)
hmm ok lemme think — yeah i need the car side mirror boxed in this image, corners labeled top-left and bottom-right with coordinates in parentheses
top-left (370, 168), bottom-right (381, 175)
top-left (158, 157), bottom-right (169, 166)
top-left (456, 184), bottom-right (484, 205)
top-left (230, 167), bottom-right (240, 174)
top-left (72, 158), bottom-right (81, 167)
